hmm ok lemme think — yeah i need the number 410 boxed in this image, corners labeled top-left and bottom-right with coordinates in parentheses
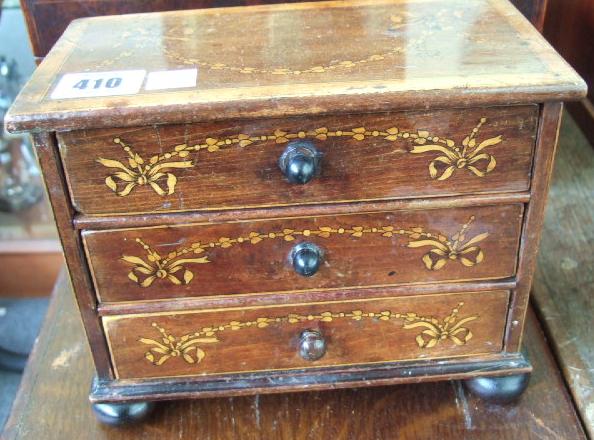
top-left (73, 77), bottom-right (122, 90)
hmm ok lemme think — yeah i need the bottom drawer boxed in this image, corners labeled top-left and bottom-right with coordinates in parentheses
top-left (104, 290), bottom-right (510, 380)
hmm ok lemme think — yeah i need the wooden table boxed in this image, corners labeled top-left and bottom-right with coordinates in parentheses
top-left (1, 270), bottom-right (586, 439)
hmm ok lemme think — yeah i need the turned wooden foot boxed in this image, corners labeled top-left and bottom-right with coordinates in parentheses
top-left (464, 373), bottom-right (531, 403)
top-left (92, 401), bottom-right (155, 426)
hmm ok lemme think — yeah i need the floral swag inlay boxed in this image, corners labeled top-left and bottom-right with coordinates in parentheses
top-left (139, 303), bottom-right (478, 367)
top-left (97, 118), bottom-right (501, 197)
top-left (122, 216), bottom-right (487, 288)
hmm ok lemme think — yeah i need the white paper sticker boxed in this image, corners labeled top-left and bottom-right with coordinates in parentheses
top-left (50, 70), bottom-right (146, 99)
top-left (145, 68), bottom-right (198, 91)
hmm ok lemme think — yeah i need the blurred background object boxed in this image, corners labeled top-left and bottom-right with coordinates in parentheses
top-left (0, 57), bottom-right (43, 212)
top-left (0, 0), bottom-right (58, 431)
top-left (0, 0), bottom-right (60, 300)
top-left (0, 132), bottom-right (42, 212)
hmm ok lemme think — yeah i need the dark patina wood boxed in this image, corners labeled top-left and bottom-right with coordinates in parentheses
top-left (73, 192), bottom-right (531, 231)
top-left (92, 353), bottom-right (531, 402)
top-left (6, 0), bottom-right (585, 133)
top-left (503, 102), bottom-right (562, 352)
top-left (59, 106), bottom-right (537, 215)
top-left (84, 204), bottom-right (523, 302)
top-left (104, 290), bottom-right (509, 379)
top-left (19, 0), bottom-right (550, 61)
top-left (97, 279), bottom-right (519, 316)
top-left (512, 0), bottom-right (548, 31)
top-left (20, 0), bottom-right (329, 60)
top-left (2, 273), bottom-right (587, 439)
top-left (4, 0), bottom-right (587, 416)
top-left (31, 133), bottom-right (113, 379)
top-left (544, 0), bottom-right (594, 146)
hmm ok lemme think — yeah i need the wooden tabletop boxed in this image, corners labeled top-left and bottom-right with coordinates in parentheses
top-left (1, 269), bottom-right (586, 439)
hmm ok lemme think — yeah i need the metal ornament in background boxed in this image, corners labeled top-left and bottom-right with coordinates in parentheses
top-left (0, 56), bottom-right (43, 212)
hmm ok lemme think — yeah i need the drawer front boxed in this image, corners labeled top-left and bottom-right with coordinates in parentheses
top-left (104, 290), bottom-right (510, 379)
top-left (83, 204), bottom-right (523, 303)
top-left (60, 105), bottom-right (537, 215)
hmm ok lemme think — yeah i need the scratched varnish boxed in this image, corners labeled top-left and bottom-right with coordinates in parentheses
top-left (5, 0), bottom-right (586, 413)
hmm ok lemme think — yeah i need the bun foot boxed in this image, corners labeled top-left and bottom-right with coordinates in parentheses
top-left (92, 401), bottom-right (155, 426)
top-left (464, 373), bottom-right (530, 403)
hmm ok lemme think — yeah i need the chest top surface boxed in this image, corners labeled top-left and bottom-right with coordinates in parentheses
top-left (6, 0), bottom-right (586, 133)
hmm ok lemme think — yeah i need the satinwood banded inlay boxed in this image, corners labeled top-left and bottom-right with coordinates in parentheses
top-left (98, 118), bottom-right (501, 197)
top-left (139, 303), bottom-right (478, 367)
top-left (122, 216), bottom-right (487, 288)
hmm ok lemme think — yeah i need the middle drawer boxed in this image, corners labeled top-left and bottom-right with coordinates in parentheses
top-left (83, 204), bottom-right (523, 303)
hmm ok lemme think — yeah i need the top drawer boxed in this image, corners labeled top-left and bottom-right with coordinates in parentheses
top-left (58, 105), bottom-right (538, 215)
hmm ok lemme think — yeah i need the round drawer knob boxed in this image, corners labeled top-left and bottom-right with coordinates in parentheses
top-left (290, 242), bottom-right (323, 277)
top-left (278, 140), bottom-right (322, 184)
top-left (299, 330), bottom-right (326, 361)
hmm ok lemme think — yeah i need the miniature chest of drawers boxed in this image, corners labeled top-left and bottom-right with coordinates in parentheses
top-left (6, 0), bottom-right (586, 425)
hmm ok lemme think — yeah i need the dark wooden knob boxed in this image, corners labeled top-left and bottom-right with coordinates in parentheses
top-left (299, 330), bottom-right (326, 361)
top-left (278, 140), bottom-right (322, 184)
top-left (290, 242), bottom-right (323, 277)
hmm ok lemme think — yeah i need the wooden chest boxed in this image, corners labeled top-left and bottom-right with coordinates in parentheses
top-left (6, 0), bottom-right (586, 425)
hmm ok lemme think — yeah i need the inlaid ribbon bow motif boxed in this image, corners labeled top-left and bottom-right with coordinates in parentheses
top-left (408, 216), bottom-right (488, 271)
top-left (400, 304), bottom-right (477, 348)
top-left (97, 118), bottom-right (503, 197)
top-left (140, 323), bottom-right (218, 366)
top-left (121, 216), bottom-right (488, 288)
top-left (138, 303), bottom-right (478, 367)
top-left (123, 238), bottom-right (210, 287)
top-left (97, 138), bottom-right (193, 196)
top-left (409, 118), bottom-right (499, 180)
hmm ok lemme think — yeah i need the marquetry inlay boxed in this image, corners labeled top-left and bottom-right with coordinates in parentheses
top-left (122, 216), bottom-right (487, 288)
top-left (98, 118), bottom-right (501, 197)
top-left (139, 303), bottom-right (478, 367)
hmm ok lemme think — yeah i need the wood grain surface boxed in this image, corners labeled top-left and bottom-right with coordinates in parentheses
top-left (19, 0), bottom-right (549, 59)
top-left (545, 0), bottom-right (594, 104)
top-left (91, 352), bottom-right (531, 403)
top-left (104, 290), bottom-right (509, 379)
top-left (502, 102), bottom-right (562, 353)
top-left (73, 192), bottom-right (531, 231)
top-left (2, 271), bottom-right (586, 439)
top-left (32, 133), bottom-right (114, 379)
top-left (531, 113), bottom-right (594, 437)
top-left (20, 0), bottom-right (325, 58)
top-left (544, 0), bottom-right (594, 146)
top-left (512, 0), bottom-right (548, 31)
top-left (6, 0), bottom-right (586, 133)
top-left (59, 106), bottom-right (538, 215)
top-left (83, 204), bottom-right (523, 302)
